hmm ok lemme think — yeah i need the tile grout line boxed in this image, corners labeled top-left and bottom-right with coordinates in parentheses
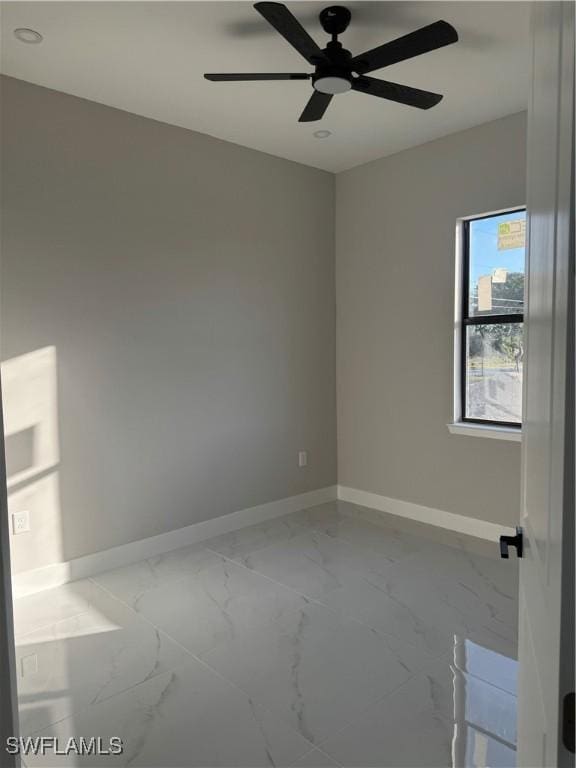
top-left (292, 745), bottom-right (344, 768)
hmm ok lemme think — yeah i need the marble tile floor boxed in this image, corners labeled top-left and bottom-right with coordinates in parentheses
top-left (12, 501), bottom-right (519, 767)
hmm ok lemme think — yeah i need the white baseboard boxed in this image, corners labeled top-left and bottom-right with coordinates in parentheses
top-left (12, 485), bottom-right (337, 598)
top-left (13, 483), bottom-right (514, 598)
top-left (337, 485), bottom-right (516, 542)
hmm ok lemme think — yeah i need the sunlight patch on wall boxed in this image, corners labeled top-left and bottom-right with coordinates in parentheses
top-left (2, 346), bottom-right (63, 572)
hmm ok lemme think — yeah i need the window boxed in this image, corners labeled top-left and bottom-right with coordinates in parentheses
top-left (459, 208), bottom-right (526, 428)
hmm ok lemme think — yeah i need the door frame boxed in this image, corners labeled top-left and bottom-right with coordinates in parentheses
top-left (0, 375), bottom-right (20, 766)
top-left (557, 11), bottom-right (575, 753)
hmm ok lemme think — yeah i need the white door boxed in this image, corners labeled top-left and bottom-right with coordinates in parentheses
top-left (517, 2), bottom-right (574, 767)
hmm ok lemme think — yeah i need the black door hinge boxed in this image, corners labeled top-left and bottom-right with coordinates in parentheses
top-left (563, 692), bottom-right (575, 753)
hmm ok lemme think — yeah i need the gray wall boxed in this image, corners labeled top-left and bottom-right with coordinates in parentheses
top-left (336, 112), bottom-right (526, 527)
top-left (1, 75), bottom-right (525, 575)
top-left (1, 76), bottom-right (336, 573)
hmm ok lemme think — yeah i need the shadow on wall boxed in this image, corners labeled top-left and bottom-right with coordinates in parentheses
top-left (2, 346), bottom-right (63, 574)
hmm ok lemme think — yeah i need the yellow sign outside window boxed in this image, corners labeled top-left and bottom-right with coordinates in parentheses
top-left (498, 219), bottom-right (526, 250)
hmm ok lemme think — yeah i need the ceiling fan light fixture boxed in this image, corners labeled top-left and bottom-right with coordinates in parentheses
top-left (313, 76), bottom-right (351, 95)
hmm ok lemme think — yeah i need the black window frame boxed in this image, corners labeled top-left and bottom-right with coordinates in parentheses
top-left (460, 208), bottom-right (526, 429)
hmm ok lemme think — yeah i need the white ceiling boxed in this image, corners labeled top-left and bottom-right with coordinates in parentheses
top-left (0, 1), bottom-right (530, 172)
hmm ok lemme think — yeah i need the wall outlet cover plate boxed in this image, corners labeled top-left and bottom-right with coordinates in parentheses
top-left (12, 510), bottom-right (30, 535)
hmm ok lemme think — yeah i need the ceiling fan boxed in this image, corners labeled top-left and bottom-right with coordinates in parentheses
top-left (204, 3), bottom-right (458, 122)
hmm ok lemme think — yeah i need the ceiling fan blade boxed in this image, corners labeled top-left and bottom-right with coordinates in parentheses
top-left (204, 73), bottom-right (310, 81)
top-left (350, 20), bottom-right (458, 74)
top-left (353, 76), bottom-right (443, 109)
top-left (254, 2), bottom-right (328, 65)
top-left (298, 90), bottom-right (333, 122)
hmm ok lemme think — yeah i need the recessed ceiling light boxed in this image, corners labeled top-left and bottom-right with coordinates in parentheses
top-left (14, 28), bottom-right (43, 44)
top-left (313, 130), bottom-right (332, 139)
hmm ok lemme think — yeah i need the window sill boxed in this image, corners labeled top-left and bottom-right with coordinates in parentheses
top-left (447, 422), bottom-right (522, 442)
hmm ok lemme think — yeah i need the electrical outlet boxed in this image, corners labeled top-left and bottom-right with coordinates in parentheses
top-left (298, 450), bottom-right (308, 468)
top-left (12, 510), bottom-right (30, 535)
top-left (21, 653), bottom-right (38, 677)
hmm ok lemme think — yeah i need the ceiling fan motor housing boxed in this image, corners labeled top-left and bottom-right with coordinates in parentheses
top-left (312, 39), bottom-right (353, 94)
top-left (319, 6), bottom-right (352, 36)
